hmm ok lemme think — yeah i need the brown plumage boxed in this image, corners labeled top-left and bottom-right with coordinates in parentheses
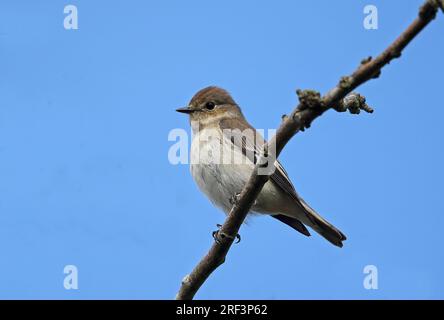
top-left (177, 86), bottom-right (347, 247)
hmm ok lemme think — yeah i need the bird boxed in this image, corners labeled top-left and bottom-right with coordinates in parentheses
top-left (176, 86), bottom-right (346, 247)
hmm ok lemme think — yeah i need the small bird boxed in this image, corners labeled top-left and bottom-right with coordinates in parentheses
top-left (176, 86), bottom-right (346, 247)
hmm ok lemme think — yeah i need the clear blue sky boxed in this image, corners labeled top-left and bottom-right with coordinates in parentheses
top-left (0, 0), bottom-right (443, 299)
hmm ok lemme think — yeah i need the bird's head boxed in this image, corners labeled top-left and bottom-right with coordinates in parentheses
top-left (176, 86), bottom-right (244, 125)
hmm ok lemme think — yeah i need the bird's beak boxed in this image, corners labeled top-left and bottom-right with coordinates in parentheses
top-left (176, 106), bottom-right (194, 114)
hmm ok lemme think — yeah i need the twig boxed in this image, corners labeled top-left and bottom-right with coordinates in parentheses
top-left (176, 0), bottom-right (442, 300)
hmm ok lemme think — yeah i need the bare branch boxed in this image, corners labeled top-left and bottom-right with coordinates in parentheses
top-left (176, 0), bottom-right (442, 300)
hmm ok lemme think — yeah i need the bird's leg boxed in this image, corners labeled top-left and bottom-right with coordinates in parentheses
top-left (212, 224), bottom-right (241, 244)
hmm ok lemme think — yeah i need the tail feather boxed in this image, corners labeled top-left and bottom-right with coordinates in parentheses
top-left (271, 214), bottom-right (311, 237)
top-left (279, 196), bottom-right (347, 247)
top-left (312, 220), bottom-right (347, 247)
top-left (298, 198), bottom-right (346, 247)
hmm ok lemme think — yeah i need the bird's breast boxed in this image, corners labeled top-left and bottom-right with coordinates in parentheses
top-left (190, 129), bottom-right (254, 213)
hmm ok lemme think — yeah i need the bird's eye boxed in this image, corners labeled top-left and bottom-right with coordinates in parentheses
top-left (205, 102), bottom-right (215, 110)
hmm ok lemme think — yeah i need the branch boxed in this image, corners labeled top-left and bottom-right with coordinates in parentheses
top-left (176, 0), bottom-right (443, 300)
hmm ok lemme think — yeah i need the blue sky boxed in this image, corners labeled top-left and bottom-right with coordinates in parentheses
top-left (0, 0), bottom-right (443, 299)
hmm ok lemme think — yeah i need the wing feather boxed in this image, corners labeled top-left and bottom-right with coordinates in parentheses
top-left (219, 118), bottom-right (311, 220)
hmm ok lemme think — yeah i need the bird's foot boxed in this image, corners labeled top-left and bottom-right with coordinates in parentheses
top-left (212, 224), bottom-right (241, 244)
top-left (229, 193), bottom-right (258, 208)
top-left (229, 193), bottom-right (242, 205)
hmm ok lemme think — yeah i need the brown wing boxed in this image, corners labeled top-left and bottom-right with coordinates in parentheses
top-left (219, 118), bottom-right (311, 219)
